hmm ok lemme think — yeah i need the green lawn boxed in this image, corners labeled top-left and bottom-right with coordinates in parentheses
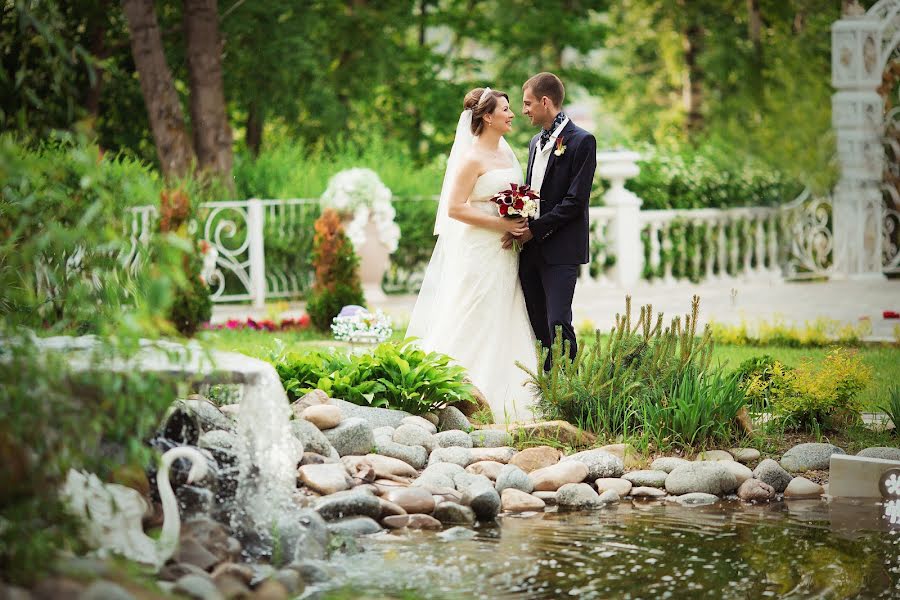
top-left (199, 328), bottom-right (899, 411)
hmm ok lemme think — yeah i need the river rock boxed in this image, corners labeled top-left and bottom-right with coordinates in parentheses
top-left (271, 569), bottom-right (303, 595)
top-left (384, 514), bottom-right (442, 530)
top-left (289, 419), bottom-right (335, 457)
top-left (780, 443), bottom-right (846, 472)
top-left (342, 454), bottom-right (417, 479)
top-left (300, 452), bottom-right (337, 466)
top-left (414, 463), bottom-right (466, 489)
top-left (323, 418), bottom-right (375, 457)
top-left (623, 470), bottom-right (668, 488)
top-left (400, 415), bottom-right (437, 434)
top-left (298, 463), bottom-right (352, 495)
top-left (529, 461), bottom-right (589, 492)
top-left (630, 486), bottom-right (667, 498)
top-left (470, 429), bottom-right (512, 448)
top-left (737, 478), bottom-right (775, 501)
top-left (533, 491), bottom-right (557, 504)
top-left (595, 478), bottom-right (632, 497)
top-left (753, 458), bottom-right (793, 493)
top-left (598, 489), bottom-right (620, 503)
top-left (291, 389), bottom-right (329, 415)
top-left (453, 472), bottom-right (493, 493)
top-left (377, 498), bottom-right (407, 519)
top-left (784, 476), bottom-right (824, 498)
top-left (428, 446), bottom-right (473, 468)
top-left (598, 443), bottom-right (642, 469)
top-left (466, 460), bottom-right (504, 480)
top-left (177, 517), bottom-right (241, 569)
top-left (382, 487), bottom-right (436, 514)
top-left (556, 483), bottom-right (603, 509)
top-left (434, 429), bottom-right (474, 449)
top-left (696, 450), bottom-right (734, 462)
top-left (373, 437), bottom-right (428, 470)
top-left (501, 488), bottom-right (546, 512)
top-left (174, 574), bottom-right (221, 600)
top-left (470, 447), bottom-right (517, 464)
top-left (372, 426), bottom-right (395, 438)
top-left (437, 406), bottom-right (471, 432)
top-left (460, 483), bottom-right (501, 519)
top-left (509, 446), bottom-right (562, 473)
top-left (856, 447), bottom-right (900, 461)
top-left (561, 449), bottom-right (625, 479)
top-left (328, 397), bottom-right (411, 428)
top-left (721, 461), bottom-right (753, 486)
top-left (729, 448), bottom-right (761, 464)
top-left (392, 424), bottom-right (435, 451)
top-left (433, 502), bottom-right (476, 526)
top-left (495, 463), bottom-right (534, 494)
top-left (665, 462), bottom-right (738, 495)
top-left (669, 492), bottom-right (719, 506)
top-left (81, 581), bottom-right (136, 600)
top-left (301, 405), bottom-right (342, 430)
top-left (650, 457), bottom-right (690, 474)
top-left (327, 516), bottom-right (383, 536)
top-left (314, 490), bottom-right (381, 521)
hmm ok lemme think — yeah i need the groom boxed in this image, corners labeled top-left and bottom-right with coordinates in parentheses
top-left (503, 72), bottom-right (597, 371)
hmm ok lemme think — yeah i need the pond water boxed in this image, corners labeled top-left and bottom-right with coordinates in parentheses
top-left (310, 499), bottom-right (900, 599)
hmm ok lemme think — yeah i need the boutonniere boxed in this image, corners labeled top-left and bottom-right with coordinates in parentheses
top-left (554, 135), bottom-right (566, 157)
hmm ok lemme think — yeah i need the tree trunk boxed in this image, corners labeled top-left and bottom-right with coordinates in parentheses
top-left (121, 0), bottom-right (195, 178)
top-left (746, 0), bottom-right (764, 106)
top-left (245, 101), bottom-right (263, 157)
top-left (682, 20), bottom-right (705, 139)
top-left (183, 0), bottom-right (233, 183)
top-left (83, 1), bottom-right (110, 120)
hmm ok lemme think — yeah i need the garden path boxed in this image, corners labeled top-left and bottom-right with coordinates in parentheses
top-left (211, 279), bottom-right (900, 342)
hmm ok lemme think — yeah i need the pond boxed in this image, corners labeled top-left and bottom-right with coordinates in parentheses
top-left (312, 499), bottom-right (899, 599)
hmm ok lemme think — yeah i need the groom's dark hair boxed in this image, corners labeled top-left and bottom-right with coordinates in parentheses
top-left (523, 72), bottom-right (565, 108)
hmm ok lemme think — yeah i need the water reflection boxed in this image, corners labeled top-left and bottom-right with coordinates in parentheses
top-left (312, 500), bottom-right (900, 599)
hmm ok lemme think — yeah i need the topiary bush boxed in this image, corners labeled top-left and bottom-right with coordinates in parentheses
top-left (306, 209), bottom-right (365, 331)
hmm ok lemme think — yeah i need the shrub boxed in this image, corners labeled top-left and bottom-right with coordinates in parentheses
top-left (306, 209), bottom-right (365, 331)
top-left (709, 317), bottom-right (872, 348)
top-left (275, 339), bottom-right (474, 414)
top-left (519, 296), bottom-right (745, 449)
top-left (879, 386), bottom-right (900, 435)
top-left (735, 355), bottom-right (794, 412)
top-left (772, 348), bottom-right (872, 430)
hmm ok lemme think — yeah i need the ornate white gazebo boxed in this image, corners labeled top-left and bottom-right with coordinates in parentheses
top-left (832, 0), bottom-right (900, 278)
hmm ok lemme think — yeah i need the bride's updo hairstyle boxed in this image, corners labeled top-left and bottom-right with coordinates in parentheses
top-left (464, 87), bottom-right (509, 136)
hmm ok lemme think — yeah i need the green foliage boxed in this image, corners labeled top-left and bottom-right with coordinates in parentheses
top-left (735, 354), bottom-right (793, 411)
top-left (710, 317), bottom-right (873, 348)
top-left (878, 386), bottom-right (900, 435)
top-left (306, 209), bottom-right (365, 331)
top-left (384, 199), bottom-right (438, 293)
top-left (275, 340), bottom-right (474, 414)
top-left (520, 296), bottom-right (743, 449)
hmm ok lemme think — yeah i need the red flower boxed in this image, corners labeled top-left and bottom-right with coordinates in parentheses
top-left (884, 311), bottom-right (900, 319)
top-left (513, 199), bottom-right (524, 210)
top-left (499, 205), bottom-right (509, 216)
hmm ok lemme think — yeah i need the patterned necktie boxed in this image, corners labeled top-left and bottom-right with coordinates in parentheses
top-left (539, 112), bottom-right (567, 149)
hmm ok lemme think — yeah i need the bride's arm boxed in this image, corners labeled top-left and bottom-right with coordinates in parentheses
top-left (447, 159), bottom-right (529, 235)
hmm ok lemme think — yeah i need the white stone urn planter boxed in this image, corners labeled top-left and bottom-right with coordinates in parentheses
top-left (320, 168), bottom-right (400, 302)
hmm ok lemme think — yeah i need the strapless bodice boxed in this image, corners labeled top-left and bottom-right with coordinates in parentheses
top-left (469, 167), bottom-right (522, 215)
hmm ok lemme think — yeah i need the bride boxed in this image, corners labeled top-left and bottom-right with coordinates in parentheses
top-left (406, 87), bottom-right (539, 423)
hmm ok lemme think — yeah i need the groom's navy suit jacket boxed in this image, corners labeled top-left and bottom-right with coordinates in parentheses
top-left (524, 120), bottom-right (596, 265)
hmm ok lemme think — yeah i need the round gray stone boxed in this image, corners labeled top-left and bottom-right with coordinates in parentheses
top-left (460, 483), bottom-right (500, 520)
top-left (665, 462), bottom-right (738, 495)
top-left (729, 448), bottom-right (761, 464)
top-left (598, 489), bottom-right (620, 503)
top-left (326, 516), bottom-right (383, 537)
top-left (328, 398), bottom-right (411, 428)
top-left (392, 423), bottom-right (435, 451)
top-left (669, 492), bottom-right (719, 506)
top-left (323, 417), bottom-right (375, 457)
top-left (314, 490), bottom-right (381, 521)
top-left (560, 449), bottom-right (624, 479)
top-left (290, 419), bottom-right (335, 457)
top-left (556, 483), bottom-right (603, 509)
top-left (623, 470), bottom-right (668, 488)
top-left (753, 458), bottom-right (793, 493)
top-left (434, 430), bottom-right (474, 449)
top-left (428, 446), bottom-right (473, 468)
top-left (495, 463), bottom-right (534, 494)
top-left (373, 436), bottom-right (428, 470)
top-left (81, 581), bottom-right (136, 600)
top-left (437, 406), bottom-right (471, 432)
top-left (173, 574), bottom-right (220, 600)
top-left (650, 457), bottom-right (691, 473)
top-left (470, 429), bottom-right (513, 448)
top-left (856, 447), bottom-right (900, 461)
top-left (413, 462), bottom-right (466, 490)
top-left (779, 443), bottom-right (846, 472)
top-left (432, 502), bottom-right (476, 526)
top-left (400, 415), bottom-right (437, 434)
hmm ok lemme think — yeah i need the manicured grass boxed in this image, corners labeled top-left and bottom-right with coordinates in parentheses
top-left (200, 328), bottom-right (899, 412)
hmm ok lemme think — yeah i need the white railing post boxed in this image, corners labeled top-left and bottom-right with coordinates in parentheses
top-left (247, 199), bottom-right (266, 309)
top-left (597, 151), bottom-right (643, 287)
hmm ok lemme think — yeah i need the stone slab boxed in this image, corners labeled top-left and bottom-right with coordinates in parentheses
top-left (828, 453), bottom-right (900, 499)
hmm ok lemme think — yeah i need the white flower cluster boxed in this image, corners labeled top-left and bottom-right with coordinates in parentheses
top-left (320, 168), bottom-right (400, 252)
top-left (331, 309), bottom-right (393, 344)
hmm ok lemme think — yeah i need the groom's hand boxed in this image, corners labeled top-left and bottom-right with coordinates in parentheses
top-left (501, 232), bottom-right (515, 249)
top-left (517, 229), bottom-right (534, 244)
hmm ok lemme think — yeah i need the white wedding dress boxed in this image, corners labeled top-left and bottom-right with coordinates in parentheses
top-left (406, 166), bottom-right (539, 423)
